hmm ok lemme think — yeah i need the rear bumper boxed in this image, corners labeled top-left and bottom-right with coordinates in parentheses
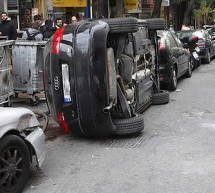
top-left (198, 48), bottom-right (207, 58)
top-left (159, 65), bottom-right (172, 84)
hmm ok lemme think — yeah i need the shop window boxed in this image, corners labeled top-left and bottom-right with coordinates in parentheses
top-left (19, 0), bottom-right (33, 30)
top-left (8, 0), bottom-right (18, 12)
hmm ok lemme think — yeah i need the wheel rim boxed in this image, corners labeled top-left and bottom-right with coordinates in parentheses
top-left (172, 68), bottom-right (177, 87)
top-left (208, 51), bottom-right (210, 62)
top-left (191, 58), bottom-right (194, 70)
top-left (188, 61), bottom-right (192, 74)
top-left (0, 147), bottom-right (23, 191)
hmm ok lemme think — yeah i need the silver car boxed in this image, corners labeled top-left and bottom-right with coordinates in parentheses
top-left (0, 107), bottom-right (45, 193)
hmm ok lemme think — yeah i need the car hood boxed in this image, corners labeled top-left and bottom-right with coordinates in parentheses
top-left (0, 107), bottom-right (39, 132)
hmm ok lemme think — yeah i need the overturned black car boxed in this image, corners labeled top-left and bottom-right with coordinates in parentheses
top-left (44, 17), bottom-right (169, 136)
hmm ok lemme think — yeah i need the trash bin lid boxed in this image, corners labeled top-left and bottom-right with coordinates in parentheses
top-left (14, 40), bottom-right (48, 46)
top-left (0, 40), bottom-right (15, 46)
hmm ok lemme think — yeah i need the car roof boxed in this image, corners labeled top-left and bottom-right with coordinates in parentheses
top-left (175, 29), bottom-right (206, 38)
top-left (157, 30), bottom-right (168, 37)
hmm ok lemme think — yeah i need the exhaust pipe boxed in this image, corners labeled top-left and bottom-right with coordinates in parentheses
top-left (103, 101), bottom-right (113, 113)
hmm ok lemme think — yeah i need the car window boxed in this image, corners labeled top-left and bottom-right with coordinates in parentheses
top-left (166, 33), bottom-right (177, 48)
top-left (193, 31), bottom-right (204, 40)
top-left (172, 33), bottom-right (183, 47)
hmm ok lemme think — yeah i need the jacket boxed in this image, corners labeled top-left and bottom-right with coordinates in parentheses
top-left (21, 28), bottom-right (43, 41)
top-left (0, 19), bottom-right (17, 40)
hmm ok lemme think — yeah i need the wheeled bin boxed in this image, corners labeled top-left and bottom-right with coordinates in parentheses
top-left (0, 40), bottom-right (14, 107)
top-left (12, 40), bottom-right (47, 105)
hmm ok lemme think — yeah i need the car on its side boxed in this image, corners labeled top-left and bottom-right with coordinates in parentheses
top-left (44, 17), bottom-right (169, 137)
top-left (176, 29), bottom-right (215, 64)
top-left (157, 30), bottom-right (192, 91)
top-left (0, 107), bottom-right (45, 193)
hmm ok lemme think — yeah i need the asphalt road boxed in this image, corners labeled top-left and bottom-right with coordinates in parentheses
top-left (21, 60), bottom-right (215, 193)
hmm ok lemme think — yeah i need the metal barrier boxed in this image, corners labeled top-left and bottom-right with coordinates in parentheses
top-left (0, 40), bottom-right (15, 106)
top-left (12, 40), bottom-right (47, 105)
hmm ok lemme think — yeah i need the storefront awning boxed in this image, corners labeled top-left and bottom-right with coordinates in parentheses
top-left (53, 0), bottom-right (87, 7)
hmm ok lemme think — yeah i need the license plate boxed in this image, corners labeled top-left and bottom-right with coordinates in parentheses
top-left (195, 47), bottom-right (200, 52)
top-left (192, 51), bottom-right (199, 59)
top-left (62, 64), bottom-right (72, 103)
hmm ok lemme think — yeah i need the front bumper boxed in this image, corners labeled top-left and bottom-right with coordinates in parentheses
top-left (25, 127), bottom-right (45, 168)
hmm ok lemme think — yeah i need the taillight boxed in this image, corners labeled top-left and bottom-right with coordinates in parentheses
top-left (192, 35), bottom-right (198, 41)
top-left (159, 38), bottom-right (165, 50)
top-left (52, 27), bottom-right (65, 54)
top-left (57, 112), bottom-right (71, 133)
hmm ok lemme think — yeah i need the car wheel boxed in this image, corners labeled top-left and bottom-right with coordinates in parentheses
top-left (196, 59), bottom-right (201, 67)
top-left (167, 66), bottom-right (177, 91)
top-left (191, 56), bottom-right (195, 70)
top-left (0, 135), bottom-right (30, 193)
top-left (152, 90), bottom-right (169, 105)
top-left (145, 18), bottom-right (165, 30)
top-left (112, 113), bottom-right (144, 136)
top-left (184, 59), bottom-right (192, 78)
top-left (101, 17), bottom-right (138, 33)
top-left (204, 49), bottom-right (210, 64)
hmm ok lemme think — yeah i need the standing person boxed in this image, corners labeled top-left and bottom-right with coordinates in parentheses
top-left (77, 12), bottom-right (84, 21)
top-left (71, 16), bottom-right (77, 24)
top-left (55, 18), bottom-right (63, 30)
top-left (0, 12), bottom-right (17, 40)
top-left (40, 20), bottom-right (55, 40)
top-left (21, 20), bottom-right (43, 41)
top-left (33, 14), bottom-right (43, 24)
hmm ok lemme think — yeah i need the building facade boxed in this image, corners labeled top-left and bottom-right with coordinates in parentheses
top-left (1, 0), bottom-right (89, 30)
top-left (0, 0), bottom-right (194, 31)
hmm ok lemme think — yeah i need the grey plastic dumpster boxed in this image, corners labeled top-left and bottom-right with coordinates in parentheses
top-left (0, 40), bottom-right (15, 107)
top-left (12, 40), bottom-right (47, 105)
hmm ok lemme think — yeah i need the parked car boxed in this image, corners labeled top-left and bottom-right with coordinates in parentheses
top-left (0, 107), bottom-right (45, 193)
top-left (175, 31), bottom-right (201, 70)
top-left (157, 30), bottom-right (192, 91)
top-left (176, 29), bottom-right (215, 64)
top-left (44, 17), bottom-right (169, 137)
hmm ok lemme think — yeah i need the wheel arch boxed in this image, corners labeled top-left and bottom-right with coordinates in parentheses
top-left (172, 62), bottom-right (178, 76)
top-left (2, 131), bottom-right (34, 163)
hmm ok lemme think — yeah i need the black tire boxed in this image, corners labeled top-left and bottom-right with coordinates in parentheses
top-left (204, 49), bottom-right (210, 64)
top-left (196, 59), bottom-right (201, 67)
top-left (30, 96), bottom-right (40, 106)
top-left (112, 113), bottom-right (144, 135)
top-left (152, 90), bottom-right (169, 105)
top-left (184, 59), bottom-right (192, 78)
top-left (0, 135), bottom-right (30, 193)
top-left (167, 66), bottom-right (177, 91)
top-left (145, 18), bottom-right (165, 30)
top-left (191, 56), bottom-right (195, 70)
top-left (101, 17), bottom-right (138, 33)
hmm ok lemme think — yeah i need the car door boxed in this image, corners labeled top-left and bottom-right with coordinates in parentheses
top-left (167, 32), bottom-right (186, 77)
top-left (207, 31), bottom-right (215, 57)
top-left (204, 30), bottom-right (213, 56)
top-left (173, 33), bottom-right (190, 74)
